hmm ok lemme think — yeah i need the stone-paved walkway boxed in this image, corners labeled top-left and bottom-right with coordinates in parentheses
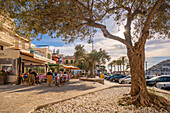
top-left (0, 79), bottom-right (118, 113)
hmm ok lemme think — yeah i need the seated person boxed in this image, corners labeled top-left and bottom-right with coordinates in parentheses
top-left (24, 73), bottom-right (28, 79)
top-left (47, 70), bottom-right (53, 86)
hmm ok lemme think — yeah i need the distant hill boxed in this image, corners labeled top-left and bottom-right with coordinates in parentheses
top-left (148, 59), bottom-right (170, 71)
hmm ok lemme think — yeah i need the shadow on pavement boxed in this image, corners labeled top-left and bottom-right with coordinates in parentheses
top-left (6, 82), bottom-right (97, 94)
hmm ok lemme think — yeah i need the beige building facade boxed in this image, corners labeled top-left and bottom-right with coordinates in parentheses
top-left (0, 14), bottom-right (55, 83)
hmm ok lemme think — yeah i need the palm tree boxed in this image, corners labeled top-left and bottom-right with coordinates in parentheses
top-left (116, 60), bottom-right (120, 72)
top-left (108, 62), bottom-right (113, 73)
top-left (112, 60), bottom-right (117, 73)
top-left (120, 56), bottom-right (128, 71)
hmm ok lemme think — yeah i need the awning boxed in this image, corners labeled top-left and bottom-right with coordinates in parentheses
top-left (64, 66), bottom-right (80, 70)
top-left (34, 54), bottom-right (56, 64)
top-left (21, 51), bottom-right (56, 64)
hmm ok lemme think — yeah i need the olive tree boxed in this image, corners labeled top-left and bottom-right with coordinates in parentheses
top-left (74, 45), bottom-right (110, 77)
top-left (1, 0), bottom-right (169, 110)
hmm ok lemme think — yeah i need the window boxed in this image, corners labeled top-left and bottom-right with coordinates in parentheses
top-left (0, 58), bottom-right (16, 75)
top-left (167, 77), bottom-right (170, 81)
top-left (71, 60), bottom-right (73, 64)
top-left (66, 60), bottom-right (68, 64)
top-left (0, 46), bottom-right (3, 50)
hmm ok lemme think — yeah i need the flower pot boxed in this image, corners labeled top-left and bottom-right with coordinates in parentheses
top-left (0, 74), bottom-right (7, 85)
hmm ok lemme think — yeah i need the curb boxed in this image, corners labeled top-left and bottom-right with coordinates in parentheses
top-left (148, 87), bottom-right (170, 95)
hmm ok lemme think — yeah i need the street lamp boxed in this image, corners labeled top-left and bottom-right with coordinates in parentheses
top-left (145, 61), bottom-right (147, 75)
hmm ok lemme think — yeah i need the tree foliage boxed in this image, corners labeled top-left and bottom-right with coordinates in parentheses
top-left (74, 44), bottom-right (110, 77)
top-left (0, 0), bottom-right (169, 43)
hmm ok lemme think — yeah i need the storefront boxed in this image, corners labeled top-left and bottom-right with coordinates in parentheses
top-left (0, 50), bottom-right (55, 83)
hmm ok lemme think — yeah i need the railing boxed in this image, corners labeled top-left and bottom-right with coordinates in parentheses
top-left (14, 42), bottom-right (30, 51)
top-left (30, 49), bottom-right (44, 57)
top-left (0, 32), bottom-right (15, 44)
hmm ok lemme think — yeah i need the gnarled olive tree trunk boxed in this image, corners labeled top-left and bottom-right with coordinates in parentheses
top-left (88, 62), bottom-right (95, 78)
top-left (126, 44), bottom-right (170, 111)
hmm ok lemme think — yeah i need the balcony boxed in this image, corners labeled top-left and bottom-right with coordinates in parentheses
top-left (0, 32), bottom-right (15, 46)
top-left (14, 42), bottom-right (30, 52)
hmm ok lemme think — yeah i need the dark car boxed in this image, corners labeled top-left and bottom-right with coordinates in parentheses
top-left (110, 75), bottom-right (127, 82)
top-left (146, 75), bottom-right (170, 86)
top-left (107, 74), bottom-right (123, 80)
top-left (104, 74), bottom-right (111, 79)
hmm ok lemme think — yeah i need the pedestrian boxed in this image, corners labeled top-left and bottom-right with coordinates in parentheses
top-left (32, 69), bottom-right (40, 85)
top-left (66, 71), bottom-right (70, 82)
top-left (54, 70), bottom-right (58, 76)
top-left (28, 69), bottom-right (35, 85)
top-left (63, 72), bottom-right (67, 84)
top-left (47, 70), bottom-right (53, 86)
top-left (58, 71), bottom-right (63, 86)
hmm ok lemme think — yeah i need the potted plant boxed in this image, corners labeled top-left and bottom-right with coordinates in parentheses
top-left (0, 69), bottom-right (8, 85)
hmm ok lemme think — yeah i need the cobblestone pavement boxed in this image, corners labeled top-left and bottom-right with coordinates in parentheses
top-left (35, 87), bottom-right (170, 113)
top-left (0, 79), bottom-right (117, 113)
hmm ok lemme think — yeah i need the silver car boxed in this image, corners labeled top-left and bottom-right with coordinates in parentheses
top-left (123, 75), bottom-right (155, 84)
top-left (119, 76), bottom-right (131, 84)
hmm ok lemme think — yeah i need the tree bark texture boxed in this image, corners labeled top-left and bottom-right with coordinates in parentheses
top-left (127, 45), bottom-right (170, 111)
top-left (89, 63), bottom-right (95, 78)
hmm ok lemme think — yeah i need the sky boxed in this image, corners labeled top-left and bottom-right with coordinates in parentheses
top-left (32, 18), bottom-right (170, 71)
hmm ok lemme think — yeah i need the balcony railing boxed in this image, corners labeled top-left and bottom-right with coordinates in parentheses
top-left (14, 42), bottom-right (30, 51)
top-left (0, 32), bottom-right (15, 44)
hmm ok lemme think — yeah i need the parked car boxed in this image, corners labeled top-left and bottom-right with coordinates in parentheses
top-left (124, 75), bottom-right (155, 84)
top-left (110, 75), bottom-right (127, 82)
top-left (124, 78), bottom-right (131, 84)
top-left (106, 74), bottom-right (123, 80)
top-left (104, 74), bottom-right (111, 79)
top-left (119, 76), bottom-right (131, 84)
top-left (156, 82), bottom-right (170, 89)
top-left (146, 75), bottom-right (170, 86)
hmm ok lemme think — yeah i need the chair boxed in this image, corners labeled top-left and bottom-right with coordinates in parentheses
top-left (20, 74), bottom-right (29, 84)
top-left (47, 75), bottom-right (53, 86)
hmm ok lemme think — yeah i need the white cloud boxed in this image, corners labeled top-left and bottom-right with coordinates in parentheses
top-left (145, 39), bottom-right (170, 57)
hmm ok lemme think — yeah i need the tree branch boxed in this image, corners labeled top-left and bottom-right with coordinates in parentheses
top-left (131, 9), bottom-right (146, 20)
top-left (76, 23), bottom-right (87, 29)
top-left (138, 0), bottom-right (164, 48)
top-left (71, 0), bottom-right (93, 20)
top-left (75, 4), bottom-right (88, 22)
top-left (142, 0), bottom-right (164, 37)
top-left (107, 5), bottom-right (131, 13)
top-left (86, 21), bottom-right (133, 51)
